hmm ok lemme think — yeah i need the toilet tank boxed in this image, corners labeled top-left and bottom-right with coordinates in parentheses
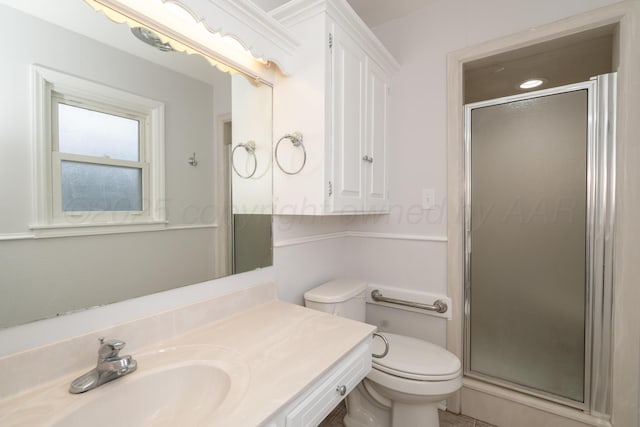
top-left (303, 279), bottom-right (367, 322)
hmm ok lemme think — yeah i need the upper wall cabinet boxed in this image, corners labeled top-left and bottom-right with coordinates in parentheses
top-left (271, 0), bottom-right (399, 215)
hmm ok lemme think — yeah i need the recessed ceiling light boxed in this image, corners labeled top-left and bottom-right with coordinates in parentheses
top-left (519, 78), bottom-right (546, 89)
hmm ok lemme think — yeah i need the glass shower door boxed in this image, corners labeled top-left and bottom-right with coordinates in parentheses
top-left (465, 87), bottom-right (591, 404)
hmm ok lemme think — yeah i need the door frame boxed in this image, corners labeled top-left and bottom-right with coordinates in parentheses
top-left (216, 113), bottom-right (233, 276)
top-left (446, 2), bottom-right (639, 426)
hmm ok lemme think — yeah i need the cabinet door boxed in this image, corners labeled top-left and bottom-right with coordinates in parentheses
top-left (365, 58), bottom-right (389, 212)
top-left (330, 25), bottom-right (365, 212)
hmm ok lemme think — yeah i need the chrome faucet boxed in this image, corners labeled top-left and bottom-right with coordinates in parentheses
top-left (69, 338), bottom-right (138, 394)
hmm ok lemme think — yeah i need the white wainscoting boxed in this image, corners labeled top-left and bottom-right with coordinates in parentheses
top-left (273, 230), bottom-right (449, 347)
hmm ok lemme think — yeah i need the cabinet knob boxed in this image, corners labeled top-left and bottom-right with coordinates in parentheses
top-left (336, 384), bottom-right (347, 396)
top-left (362, 155), bottom-right (373, 163)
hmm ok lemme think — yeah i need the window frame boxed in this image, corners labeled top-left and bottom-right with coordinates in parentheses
top-left (31, 65), bottom-right (166, 237)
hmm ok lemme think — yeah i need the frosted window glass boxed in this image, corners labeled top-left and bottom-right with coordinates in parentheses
top-left (469, 90), bottom-right (587, 402)
top-left (61, 161), bottom-right (142, 211)
top-left (58, 103), bottom-right (139, 161)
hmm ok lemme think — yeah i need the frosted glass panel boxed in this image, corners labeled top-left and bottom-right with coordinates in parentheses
top-left (469, 90), bottom-right (587, 402)
top-left (61, 161), bottom-right (142, 211)
top-left (58, 103), bottom-right (139, 161)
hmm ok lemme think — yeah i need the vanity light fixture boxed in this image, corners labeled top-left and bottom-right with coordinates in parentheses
top-left (85, 0), bottom-right (270, 81)
top-left (159, 0), bottom-right (267, 64)
top-left (519, 78), bottom-right (547, 89)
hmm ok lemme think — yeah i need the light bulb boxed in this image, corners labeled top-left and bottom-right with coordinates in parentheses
top-left (519, 79), bottom-right (545, 89)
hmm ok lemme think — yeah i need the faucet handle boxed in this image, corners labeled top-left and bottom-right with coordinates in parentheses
top-left (98, 337), bottom-right (126, 359)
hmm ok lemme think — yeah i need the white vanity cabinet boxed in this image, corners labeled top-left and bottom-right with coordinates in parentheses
top-left (272, 0), bottom-right (399, 214)
top-left (263, 338), bottom-right (372, 427)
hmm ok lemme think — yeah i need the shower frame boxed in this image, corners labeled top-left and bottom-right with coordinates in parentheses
top-left (462, 74), bottom-right (616, 415)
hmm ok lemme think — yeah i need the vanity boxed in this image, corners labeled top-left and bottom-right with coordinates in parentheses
top-left (0, 283), bottom-right (375, 426)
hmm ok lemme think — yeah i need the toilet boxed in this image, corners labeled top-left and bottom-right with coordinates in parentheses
top-left (304, 279), bottom-right (462, 427)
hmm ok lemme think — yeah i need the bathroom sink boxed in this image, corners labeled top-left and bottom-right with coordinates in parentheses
top-left (46, 345), bottom-right (250, 427)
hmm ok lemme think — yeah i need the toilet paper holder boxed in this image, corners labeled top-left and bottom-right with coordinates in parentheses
top-left (372, 333), bottom-right (389, 359)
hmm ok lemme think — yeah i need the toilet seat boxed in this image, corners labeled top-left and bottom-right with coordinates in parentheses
top-left (367, 366), bottom-right (463, 398)
top-left (372, 333), bottom-right (461, 381)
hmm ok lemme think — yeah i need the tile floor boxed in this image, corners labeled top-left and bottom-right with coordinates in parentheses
top-left (439, 409), bottom-right (496, 427)
top-left (318, 400), bottom-right (347, 427)
top-left (319, 401), bottom-right (496, 427)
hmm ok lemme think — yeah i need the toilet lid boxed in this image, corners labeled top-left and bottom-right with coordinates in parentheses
top-left (372, 333), bottom-right (461, 381)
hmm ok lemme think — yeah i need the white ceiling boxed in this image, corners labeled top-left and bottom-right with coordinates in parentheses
top-left (346, 0), bottom-right (431, 27)
top-left (253, 0), bottom-right (431, 28)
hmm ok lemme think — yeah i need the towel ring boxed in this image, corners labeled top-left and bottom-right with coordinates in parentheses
top-left (372, 332), bottom-right (389, 359)
top-left (275, 132), bottom-right (306, 175)
top-left (232, 141), bottom-right (257, 179)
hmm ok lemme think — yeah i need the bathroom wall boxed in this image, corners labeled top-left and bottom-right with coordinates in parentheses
top-left (274, 216), bottom-right (351, 303)
top-left (231, 74), bottom-right (273, 215)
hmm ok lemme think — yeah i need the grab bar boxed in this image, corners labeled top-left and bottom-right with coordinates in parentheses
top-left (370, 289), bottom-right (448, 314)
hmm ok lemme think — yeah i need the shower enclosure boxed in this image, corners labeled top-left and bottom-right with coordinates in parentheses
top-left (463, 74), bottom-right (616, 415)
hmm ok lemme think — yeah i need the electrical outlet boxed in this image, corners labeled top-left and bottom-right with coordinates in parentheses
top-left (422, 188), bottom-right (436, 210)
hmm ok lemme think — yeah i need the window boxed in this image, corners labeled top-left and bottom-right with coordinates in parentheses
top-left (32, 66), bottom-right (165, 235)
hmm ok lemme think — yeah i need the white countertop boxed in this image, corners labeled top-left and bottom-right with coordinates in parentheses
top-left (0, 299), bottom-right (375, 426)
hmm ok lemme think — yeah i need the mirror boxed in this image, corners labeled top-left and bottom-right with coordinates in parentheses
top-left (0, 0), bottom-right (273, 329)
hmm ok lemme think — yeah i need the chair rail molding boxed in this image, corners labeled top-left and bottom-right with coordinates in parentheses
top-left (274, 231), bottom-right (448, 248)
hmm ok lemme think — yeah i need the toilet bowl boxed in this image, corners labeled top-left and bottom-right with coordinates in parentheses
top-left (344, 332), bottom-right (462, 427)
top-left (303, 279), bottom-right (462, 427)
